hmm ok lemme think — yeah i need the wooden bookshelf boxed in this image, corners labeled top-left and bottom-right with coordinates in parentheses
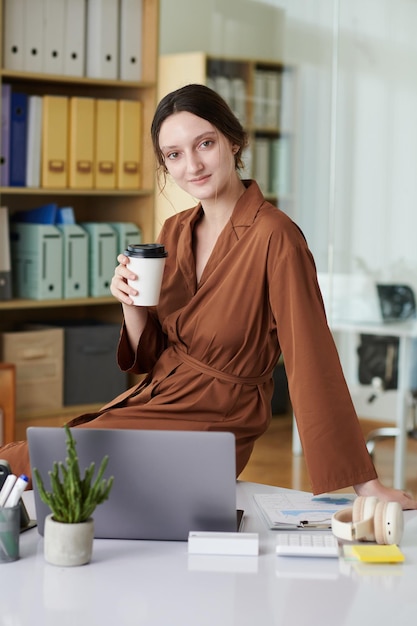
top-left (0, 0), bottom-right (159, 428)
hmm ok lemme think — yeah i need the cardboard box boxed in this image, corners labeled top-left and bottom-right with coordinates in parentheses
top-left (0, 328), bottom-right (64, 413)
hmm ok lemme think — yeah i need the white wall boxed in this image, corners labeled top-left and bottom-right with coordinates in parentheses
top-left (159, 0), bottom-right (284, 60)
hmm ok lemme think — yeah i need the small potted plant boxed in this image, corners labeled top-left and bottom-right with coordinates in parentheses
top-left (33, 425), bottom-right (114, 567)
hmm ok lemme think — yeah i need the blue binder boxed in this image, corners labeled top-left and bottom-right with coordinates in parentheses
top-left (56, 206), bottom-right (76, 224)
top-left (0, 83), bottom-right (11, 187)
top-left (9, 91), bottom-right (28, 187)
top-left (12, 203), bottom-right (57, 224)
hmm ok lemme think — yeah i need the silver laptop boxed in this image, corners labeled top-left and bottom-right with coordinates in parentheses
top-left (27, 427), bottom-right (239, 541)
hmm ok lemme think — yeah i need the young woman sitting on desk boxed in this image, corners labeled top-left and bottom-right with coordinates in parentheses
top-left (1, 84), bottom-right (416, 509)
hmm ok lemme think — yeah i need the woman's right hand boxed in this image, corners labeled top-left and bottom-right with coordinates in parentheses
top-left (110, 253), bottom-right (138, 305)
top-left (111, 254), bottom-right (149, 351)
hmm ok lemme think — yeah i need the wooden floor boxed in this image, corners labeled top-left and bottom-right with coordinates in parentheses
top-left (239, 413), bottom-right (417, 498)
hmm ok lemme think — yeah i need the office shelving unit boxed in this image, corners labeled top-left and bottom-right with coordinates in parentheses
top-left (0, 0), bottom-right (159, 438)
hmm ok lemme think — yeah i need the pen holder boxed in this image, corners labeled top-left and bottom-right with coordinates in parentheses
top-left (0, 505), bottom-right (20, 563)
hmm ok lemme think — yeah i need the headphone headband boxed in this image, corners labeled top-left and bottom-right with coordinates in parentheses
top-left (331, 508), bottom-right (374, 541)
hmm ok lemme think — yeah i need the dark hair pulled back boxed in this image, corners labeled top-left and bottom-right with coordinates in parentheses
top-left (151, 83), bottom-right (248, 174)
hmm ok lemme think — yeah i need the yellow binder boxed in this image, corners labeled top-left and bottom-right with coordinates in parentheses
top-left (117, 100), bottom-right (142, 189)
top-left (94, 99), bottom-right (117, 189)
top-left (68, 97), bottom-right (94, 189)
top-left (41, 96), bottom-right (68, 188)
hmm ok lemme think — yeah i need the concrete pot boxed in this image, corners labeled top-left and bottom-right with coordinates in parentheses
top-left (44, 514), bottom-right (94, 567)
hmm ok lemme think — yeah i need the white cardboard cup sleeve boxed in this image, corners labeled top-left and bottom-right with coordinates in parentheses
top-left (125, 243), bottom-right (168, 306)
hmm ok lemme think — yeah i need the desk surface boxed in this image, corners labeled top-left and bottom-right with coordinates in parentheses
top-left (330, 317), bottom-right (417, 337)
top-left (2, 482), bottom-right (417, 626)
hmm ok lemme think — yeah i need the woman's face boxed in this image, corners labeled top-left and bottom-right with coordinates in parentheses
top-left (158, 111), bottom-right (238, 202)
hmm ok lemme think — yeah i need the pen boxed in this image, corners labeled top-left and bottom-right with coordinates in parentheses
top-left (4, 474), bottom-right (29, 508)
top-left (298, 520), bottom-right (332, 529)
top-left (0, 474), bottom-right (17, 507)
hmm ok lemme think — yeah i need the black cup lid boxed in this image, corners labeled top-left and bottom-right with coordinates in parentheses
top-left (124, 244), bottom-right (168, 258)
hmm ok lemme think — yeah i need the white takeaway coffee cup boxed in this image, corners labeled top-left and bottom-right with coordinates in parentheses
top-left (125, 243), bottom-right (168, 306)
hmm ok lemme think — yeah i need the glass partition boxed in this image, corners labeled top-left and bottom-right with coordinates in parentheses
top-left (159, 0), bottom-right (417, 423)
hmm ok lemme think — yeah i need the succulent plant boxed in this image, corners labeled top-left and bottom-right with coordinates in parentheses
top-left (33, 425), bottom-right (114, 524)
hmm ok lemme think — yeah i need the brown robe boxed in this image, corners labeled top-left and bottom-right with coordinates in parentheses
top-left (0, 181), bottom-right (377, 493)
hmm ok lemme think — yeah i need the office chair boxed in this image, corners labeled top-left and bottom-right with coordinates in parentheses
top-left (0, 362), bottom-right (16, 445)
top-left (361, 284), bottom-right (417, 456)
top-left (365, 390), bottom-right (417, 456)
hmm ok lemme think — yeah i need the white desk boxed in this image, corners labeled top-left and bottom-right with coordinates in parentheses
top-left (1, 483), bottom-right (417, 626)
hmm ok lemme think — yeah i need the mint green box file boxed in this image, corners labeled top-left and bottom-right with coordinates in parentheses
top-left (57, 224), bottom-right (89, 299)
top-left (109, 222), bottom-right (142, 252)
top-left (10, 223), bottom-right (63, 299)
top-left (81, 222), bottom-right (117, 297)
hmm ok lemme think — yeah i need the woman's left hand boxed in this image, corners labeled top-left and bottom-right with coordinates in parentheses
top-left (354, 478), bottom-right (417, 510)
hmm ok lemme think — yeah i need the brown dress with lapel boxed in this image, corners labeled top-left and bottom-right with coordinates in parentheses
top-left (0, 181), bottom-right (376, 493)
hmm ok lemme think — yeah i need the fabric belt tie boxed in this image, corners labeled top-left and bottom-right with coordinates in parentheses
top-left (173, 345), bottom-right (272, 386)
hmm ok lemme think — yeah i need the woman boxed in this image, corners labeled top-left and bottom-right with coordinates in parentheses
top-left (1, 84), bottom-right (416, 508)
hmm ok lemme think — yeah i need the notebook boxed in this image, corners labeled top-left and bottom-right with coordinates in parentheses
top-left (27, 427), bottom-right (239, 541)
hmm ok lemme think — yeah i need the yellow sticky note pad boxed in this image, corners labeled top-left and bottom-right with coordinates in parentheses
top-left (350, 544), bottom-right (404, 563)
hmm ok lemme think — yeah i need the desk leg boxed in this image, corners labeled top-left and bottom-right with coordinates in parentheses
top-left (393, 336), bottom-right (410, 490)
top-left (292, 414), bottom-right (303, 455)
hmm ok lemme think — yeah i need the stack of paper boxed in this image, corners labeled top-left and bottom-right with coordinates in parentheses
top-left (254, 492), bottom-right (356, 530)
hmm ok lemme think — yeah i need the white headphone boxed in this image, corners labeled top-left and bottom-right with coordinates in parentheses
top-left (331, 496), bottom-right (404, 545)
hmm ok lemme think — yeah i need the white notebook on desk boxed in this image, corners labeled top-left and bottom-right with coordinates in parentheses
top-left (254, 491), bottom-right (355, 530)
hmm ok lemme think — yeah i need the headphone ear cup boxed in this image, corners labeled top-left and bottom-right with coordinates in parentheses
top-left (374, 501), bottom-right (404, 545)
top-left (352, 496), bottom-right (378, 522)
top-left (373, 501), bottom-right (387, 544)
